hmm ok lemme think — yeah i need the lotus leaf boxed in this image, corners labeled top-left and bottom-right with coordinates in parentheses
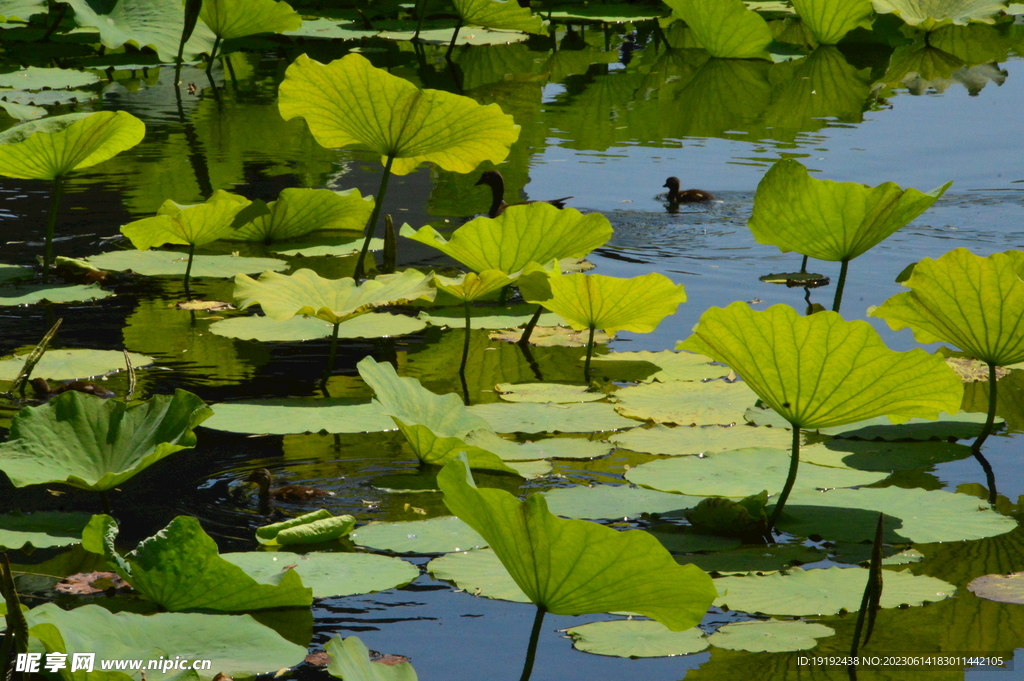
top-left (0, 512), bottom-right (92, 551)
top-left (23, 603), bottom-right (307, 681)
top-left (790, 0), bottom-right (874, 43)
top-left (612, 381), bottom-right (758, 426)
top-left (467, 402), bottom-right (639, 433)
top-left (282, 18), bottom-right (377, 40)
top-left (438, 456), bottom-right (717, 630)
top-left (121, 190), bottom-right (252, 251)
top-left (63, 0), bottom-right (217, 61)
top-left (199, 0), bottom-right (302, 41)
top-left (540, 484), bottom-right (700, 520)
top-left (688, 543), bottom-right (826, 573)
top-left (230, 188), bottom-right (374, 243)
top-left (0, 349), bottom-right (151, 381)
top-left (401, 204), bottom-right (612, 273)
top-left (326, 635), bottom-right (419, 681)
top-left (650, 529), bottom-right (741, 554)
top-left (663, 0), bottom-right (773, 59)
top-left (452, 0), bottom-right (545, 34)
top-left (871, 0), bottom-right (1007, 29)
top-left (0, 0), bottom-right (45, 22)
top-left (234, 268), bottom-right (436, 325)
top-left (611, 424), bottom-right (793, 456)
top-left (351, 516), bottom-right (487, 554)
top-left (0, 390), bottom-right (211, 492)
top-left (807, 439), bottom-right (973, 471)
top-left (594, 350), bottom-right (728, 382)
top-left (85, 250), bottom-right (289, 278)
top-left (0, 67), bottom-right (99, 90)
top-left (278, 53), bottom-right (520, 176)
top-left (968, 572), bottom-right (1024, 604)
top-left (707, 620), bottom-right (835, 653)
top-left (434, 270), bottom-right (514, 302)
top-left (963, 369), bottom-right (1024, 431)
top-left (204, 399), bottom-right (393, 434)
top-left (495, 382), bottom-right (606, 403)
top-left (462, 430), bottom-right (609, 460)
top-left (685, 491), bottom-right (769, 537)
top-left (1, 102), bottom-right (49, 122)
top-left (222, 551), bottom-right (418, 598)
top-left (745, 404), bottom-right (1001, 439)
top-left (209, 313), bottom-right (426, 342)
top-left (748, 159), bottom-right (951, 262)
top-left (427, 548), bottom-right (530, 603)
top-left (0, 111), bottom-right (144, 181)
top-left (566, 620), bottom-right (709, 658)
top-left (421, 305), bottom-right (563, 330)
top-left (379, 27), bottom-right (530, 45)
top-left (255, 510), bottom-right (355, 546)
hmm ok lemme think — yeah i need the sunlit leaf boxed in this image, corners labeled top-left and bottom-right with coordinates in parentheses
top-left (663, 0), bottom-right (773, 59)
top-left (223, 551), bottom-right (418, 598)
top-left (566, 620), bottom-right (709, 657)
top-left (453, 0), bottom-right (546, 33)
top-left (254, 511), bottom-right (355, 546)
top-left (326, 635), bottom-right (419, 681)
top-left (611, 381), bottom-right (757, 426)
top-left (86, 250), bottom-right (287, 278)
top-left (122, 190), bottom-right (251, 250)
top-left (209, 312), bottom-right (426, 342)
top-left (0, 349), bottom-right (151, 381)
top-left (611, 423), bottom-right (793, 456)
top-left (351, 516), bottom-right (487, 554)
top-left (199, 0), bottom-right (302, 40)
top-left (230, 188), bottom-right (374, 243)
top-left (204, 398), bottom-right (393, 435)
top-left (790, 0), bottom-right (874, 43)
top-left (467, 401), bottom-right (638, 433)
top-left (495, 382), bottom-right (606, 403)
top-left (0, 67), bottom-right (99, 90)
top-left (707, 620), bottom-right (835, 652)
top-left (540, 484), bottom-right (700, 520)
top-left (434, 270), bottom-right (514, 302)
top-left (63, 0), bottom-right (217, 62)
top-left (0, 512), bottom-right (92, 551)
top-left (871, 0), bottom-right (1008, 29)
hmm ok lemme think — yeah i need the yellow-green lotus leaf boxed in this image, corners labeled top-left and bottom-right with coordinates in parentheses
top-left (663, 0), bottom-right (773, 59)
top-left (200, 0), bottom-right (302, 40)
top-left (230, 188), bottom-right (374, 243)
top-left (791, 0), bottom-right (874, 43)
top-left (871, 0), bottom-right (1007, 30)
top-left (401, 203), bottom-right (612, 274)
top-left (0, 111), bottom-right (145, 180)
top-left (234, 268), bottom-right (437, 325)
top-left (871, 249), bottom-right (1024, 367)
top-left (749, 159), bottom-right (952, 262)
top-left (453, 0), bottom-right (546, 33)
top-left (532, 272), bottom-right (686, 335)
top-left (121, 190), bottom-right (251, 250)
top-left (278, 53), bottom-right (520, 176)
top-left (678, 303), bottom-right (963, 429)
top-left (434, 270), bottom-right (515, 303)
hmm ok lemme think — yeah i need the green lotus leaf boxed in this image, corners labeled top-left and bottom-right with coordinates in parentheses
top-left (0, 67), bottom-right (99, 90)
top-left (204, 398), bottom-right (393, 434)
top-left (495, 382), bottom-right (606, 403)
top-left (222, 551), bottom-right (418, 598)
top-left (434, 270), bottom-right (515, 302)
top-left (806, 439), bottom-right (973, 471)
top-left (0, 111), bottom-right (145, 181)
top-left (684, 491), bottom-right (769, 537)
top-left (612, 381), bottom-right (758, 426)
top-left (279, 53), bottom-right (520, 175)
top-left (401, 204), bottom-right (612, 274)
top-left (452, 0), bottom-right (545, 33)
top-left (1, 101), bottom-right (62, 123)
top-left (463, 430), bottom-right (611, 460)
top-left (199, 0), bottom-right (302, 40)
top-left (963, 369), bottom-right (1024, 431)
top-left (871, 0), bottom-right (1007, 29)
top-left (351, 516), bottom-right (487, 554)
top-left (790, 0), bottom-right (874, 43)
top-left (0, 349), bottom-right (151, 381)
top-left (255, 510), bottom-right (355, 546)
top-left (467, 401), bottom-right (639, 433)
top-left (438, 456), bottom-right (717, 630)
top-left (235, 268), bottom-right (436, 325)
top-left (0, 284), bottom-right (110, 309)
top-left (326, 635), bottom-right (419, 681)
top-left (427, 548), bottom-right (531, 603)
top-left (663, 0), bottom-right (773, 59)
top-left (0, 512), bottom-right (92, 551)
top-left (209, 312), bottom-right (426, 342)
top-left (748, 159), bottom-right (951, 262)
top-left (611, 424), bottom-right (793, 456)
top-left (679, 303), bottom-right (964, 429)
top-left (687, 543), bottom-right (826, 573)
top-left (122, 190), bottom-right (251, 250)
top-left (93, 515), bottom-right (312, 612)
top-left (540, 484), bottom-right (701, 520)
top-left (23, 603), bottom-right (307, 681)
top-left (63, 0), bottom-right (217, 61)
top-left (871, 249), bottom-right (1024, 367)
top-left (745, 404), bottom-right (1001, 439)
top-left (0, 0), bottom-right (46, 22)
top-left (418, 304), bottom-right (563, 330)
top-left (230, 188), bottom-right (374, 243)
top-left (86, 250), bottom-right (288, 278)
top-left (714, 566), bottom-right (955, 616)
top-left (594, 350), bottom-right (727, 383)
top-left (282, 18), bottom-right (377, 40)
top-left (567, 619), bottom-right (709, 658)
top-left (378, 26), bottom-right (530, 45)
top-left (707, 620), bottom-right (835, 653)
top-left (0, 389), bottom-right (211, 492)
top-left (968, 572), bottom-right (1024, 604)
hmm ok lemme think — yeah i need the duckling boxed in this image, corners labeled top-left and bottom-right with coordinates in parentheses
top-left (246, 468), bottom-right (334, 503)
top-left (475, 170), bottom-right (573, 218)
top-left (662, 177), bottom-right (715, 204)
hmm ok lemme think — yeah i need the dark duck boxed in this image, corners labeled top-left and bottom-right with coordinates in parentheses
top-left (661, 177), bottom-right (715, 205)
top-left (247, 468), bottom-right (334, 503)
top-left (475, 170), bottom-right (573, 218)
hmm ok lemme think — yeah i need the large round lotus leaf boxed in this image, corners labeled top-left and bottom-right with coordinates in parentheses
top-left (625, 448), bottom-right (886, 498)
top-left (199, 0), bottom-right (301, 40)
top-left (465, 430), bottom-right (612, 460)
top-left (611, 424), bottom-right (793, 456)
top-left (664, 0), bottom-right (772, 59)
top-left (281, 18), bottom-right (378, 39)
top-left (504, 459), bottom-right (551, 478)
top-left (744, 404), bottom-right (1000, 440)
top-left (418, 304), bottom-right (563, 330)
top-left (452, 0), bottom-right (545, 32)
top-left (121, 190), bottom-right (252, 251)
top-left (687, 544), bottom-right (826, 573)
top-left (25, 603), bottom-right (306, 679)
top-left (0, 283), bottom-right (112, 306)
top-left (61, 0), bottom-right (216, 62)
top-left (968, 572), bottom-right (1024, 604)
top-left (778, 487), bottom-right (1017, 543)
top-left (566, 619), bottom-right (709, 657)
top-left (351, 516), bottom-right (487, 554)
top-left (714, 566), bottom-right (955, 616)
top-left (467, 402), bottom-right (638, 433)
top-left (208, 313), bottom-right (426, 342)
top-left (272, 237), bottom-right (383, 257)
top-left (495, 382), bottom-right (606, 403)
top-left (204, 399), bottom-right (393, 434)
top-left (0, 512), bottom-right (92, 551)
top-left (427, 548), bottom-right (530, 603)
top-left (489, 326), bottom-right (612, 347)
top-left (0, 67), bottom-right (100, 90)
top-left (872, 0), bottom-right (1007, 30)
top-left (594, 350), bottom-right (728, 382)
top-left (613, 381), bottom-right (758, 426)
top-left (802, 439), bottom-right (973, 471)
top-left (86, 250), bottom-right (288, 278)
top-left (222, 551), bottom-right (418, 598)
top-left (541, 484), bottom-right (702, 519)
top-left (0, 349), bottom-right (152, 381)
top-left (708, 619), bottom-right (835, 653)
top-left (0, 89), bottom-right (98, 107)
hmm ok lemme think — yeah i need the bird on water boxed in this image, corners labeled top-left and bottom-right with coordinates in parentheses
top-left (662, 176), bottom-right (715, 204)
top-left (475, 170), bottom-right (573, 218)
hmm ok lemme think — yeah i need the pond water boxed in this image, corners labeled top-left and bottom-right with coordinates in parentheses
top-left (2, 6), bottom-right (1024, 681)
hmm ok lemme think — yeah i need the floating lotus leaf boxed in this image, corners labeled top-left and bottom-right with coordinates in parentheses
top-left (540, 484), bottom-right (701, 520)
top-left (871, 249), bottom-right (1024, 367)
top-left (326, 636), bottom-right (419, 681)
top-left (204, 399), bottom-right (393, 434)
top-left (490, 326), bottom-right (611, 347)
top-left (199, 0), bottom-right (302, 40)
top-left (434, 270), bottom-right (514, 302)
top-left (0, 111), bottom-right (145, 180)
top-left (790, 0), bottom-right (874, 43)
top-left (438, 456), bottom-right (717, 630)
top-left (650, 528), bottom-right (741, 554)
top-left (122, 191), bottom-right (251, 251)
top-left (282, 19), bottom-right (377, 40)
top-left (0, 512), bottom-right (92, 551)
top-left (714, 566), bottom-right (955, 616)
top-left (209, 312), bottom-right (427, 342)
top-left (0, 100), bottom-right (53, 120)
top-left (452, 0), bottom-right (546, 33)
top-left (805, 439), bottom-right (973, 471)
top-left (279, 53), bottom-right (520, 175)
top-left (420, 304), bottom-right (563, 330)
top-left (427, 548), bottom-right (530, 603)
top-left (467, 402), bottom-right (638, 433)
top-left (0, 89), bottom-right (98, 107)
top-left (566, 619), bottom-right (709, 658)
top-left (612, 381), bottom-right (758, 426)
top-left (255, 510), bottom-right (355, 546)
top-left (663, 0), bottom-right (773, 59)
top-left (0, 264), bottom-right (31, 284)
top-left (495, 382), bottom-right (606, 403)
top-left (748, 159), bottom-right (951, 262)
top-left (378, 26), bottom-right (530, 45)
top-left (351, 516), bottom-right (487, 554)
top-left (230, 188), bottom-right (374, 243)
top-left (63, 0), bottom-right (216, 61)
top-left (0, 1), bottom-right (46, 22)
top-left (271, 236), bottom-right (383, 257)
top-left (0, 390), bottom-right (211, 492)
top-left (593, 350), bottom-right (727, 382)
top-left (611, 424), bottom-right (793, 456)
top-left (625, 448), bottom-right (887, 497)
top-left (462, 430), bottom-right (610, 460)
top-left (871, 0), bottom-right (1007, 29)
top-left (235, 268), bottom-right (436, 325)
top-left (745, 404), bottom-right (1000, 439)
top-left (401, 204), bottom-right (612, 274)
top-left (86, 250), bottom-right (288, 278)
top-left (24, 603), bottom-right (307, 681)
top-left (0, 349), bottom-right (151, 381)
top-left (222, 551), bottom-right (418, 598)
top-left (679, 303), bottom-right (963, 429)
top-left (968, 572), bottom-right (1024, 604)
top-left (688, 544), bottom-right (827, 573)
top-left (708, 620), bottom-right (835, 653)
top-left (0, 67), bottom-right (99, 90)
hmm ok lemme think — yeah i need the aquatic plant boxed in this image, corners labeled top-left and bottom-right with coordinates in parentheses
top-left (64, 0), bottom-right (216, 62)
top-left (790, 0), bottom-right (874, 44)
top-left (230, 187), bottom-right (374, 245)
top-left (434, 270), bottom-right (515, 387)
top-left (326, 635), bottom-right (418, 681)
top-left (663, 0), bottom-right (773, 59)
top-left (199, 0), bottom-right (301, 71)
top-left (872, 0), bottom-right (1008, 30)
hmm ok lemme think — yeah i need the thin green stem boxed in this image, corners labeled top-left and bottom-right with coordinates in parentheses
top-left (42, 176), bottom-right (65, 283)
top-left (183, 243), bottom-right (196, 299)
top-left (206, 36), bottom-right (222, 76)
top-left (414, 0), bottom-right (430, 40)
top-left (446, 19), bottom-right (463, 61)
top-left (768, 424), bottom-right (801, 532)
top-left (583, 325), bottom-right (596, 382)
top-left (519, 606), bottom-right (546, 681)
top-left (800, 254), bottom-right (808, 274)
top-left (320, 322), bottom-right (341, 397)
top-left (971, 362), bottom-right (1000, 504)
top-left (460, 301), bottom-right (472, 376)
top-left (831, 259), bottom-right (850, 313)
top-left (518, 305), bottom-right (544, 347)
top-left (354, 154), bottom-right (395, 283)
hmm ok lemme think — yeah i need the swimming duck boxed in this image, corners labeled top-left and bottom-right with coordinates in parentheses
top-left (247, 468), bottom-right (334, 503)
top-left (662, 177), bottom-right (715, 204)
top-left (475, 170), bottom-right (573, 218)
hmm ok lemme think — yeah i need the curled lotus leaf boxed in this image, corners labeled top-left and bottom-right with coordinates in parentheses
top-left (121, 190), bottom-right (251, 250)
top-left (453, 0), bottom-right (546, 33)
top-left (278, 53), bottom-right (520, 175)
top-left (790, 0), bottom-right (874, 44)
top-left (62, 0), bottom-right (216, 62)
top-left (871, 0), bottom-right (1008, 30)
top-left (434, 270), bottom-right (515, 302)
top-left (326, 636), bottom-right (419, 681)
top-left (230, 188), bottom-right (374, 243)
top-left (663, 0), bottom-right (773, 59)
top-left (678, 303), bottom-right (964, 429)
top-left (199, 0), bottom-right (302, 40)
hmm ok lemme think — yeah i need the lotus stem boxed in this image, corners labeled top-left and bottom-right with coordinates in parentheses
top-left (518, 305), bottom-right (544, 347)
top-left (831, 258), bottom-right (850, 313)
top-left (207, 36), bottom-right (222, 76)
top-left (224, 54), bottom-right (239, 89)
top-left (446, 19), bottom-right (463, 61)
top-left (175, 0), bottom-right (202, 77)
top-left (42, 3), bottom-right (68, 41)
top-left (850, 513), bottom-right (885, 662)
top-left (460, 301), bottom-right (472, 376)
top-left (971, 361), bottom-right (1001, 504)
top-left (42, 176), bottom-right (65, 283)
top-left (767, 424), bottom-right (802, 532)
top-left (518, 340), bottom-right (543, 381)
top-left (100, 490), bottom-right (111, 515)
top-left (414, 0), bottom-right (430, 40)
top-left (382, 214), bottom-right (397, 274)
top-left (354, 154), bottom-right (395, 283)
top-left (583, 324), bottom-right (596, 382)
top-left (519, 606), bottom-right (546, 681)
top-left (183, 243), bottom-right (197, 299)
top-left (0, 553), bottom-right (28, 674)
top-left (800, 254), bottom-right (808, 274)
top-left (320, 322), bottom-right (342, 397)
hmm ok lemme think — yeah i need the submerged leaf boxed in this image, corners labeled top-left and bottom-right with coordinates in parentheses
top-left (663, 0), bottom-right (773, 59)
top-left (200, 0), bottom-right (302, 40)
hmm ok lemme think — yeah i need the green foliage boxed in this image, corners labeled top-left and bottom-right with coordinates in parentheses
top-left (121, 190), bottom-right (251, 250)
top-left (256, 510), bottom-right (356, 546)
top-left (663, 0), bottom-right (773, 59)
top-left (230, 188), bottom-right (374, 243)
top-left (326, 635), bottom-right (419, 681)
top-left (199, 0), bottom-right (302, 40)
top-left (684, 491), bottom-right (769, 536)
top-left (566, 620), bottom-right (709, 657)
top-left (452, 0), bottom-right (546, 34)
top-left (63, 0), bottom-right (217, 62)
top-left (790, 0), bottom-right (874, 43)
top-left (872, 0), bottom-right (1008, 30)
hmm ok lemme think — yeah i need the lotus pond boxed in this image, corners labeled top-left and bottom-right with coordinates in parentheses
top-left (1, 1), bottom-right (1024, 680)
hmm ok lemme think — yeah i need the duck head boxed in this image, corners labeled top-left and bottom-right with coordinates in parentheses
top-left (663, 177), bottom-right (681, 191)
top-left (475, 170), bottom-right (504, 188)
